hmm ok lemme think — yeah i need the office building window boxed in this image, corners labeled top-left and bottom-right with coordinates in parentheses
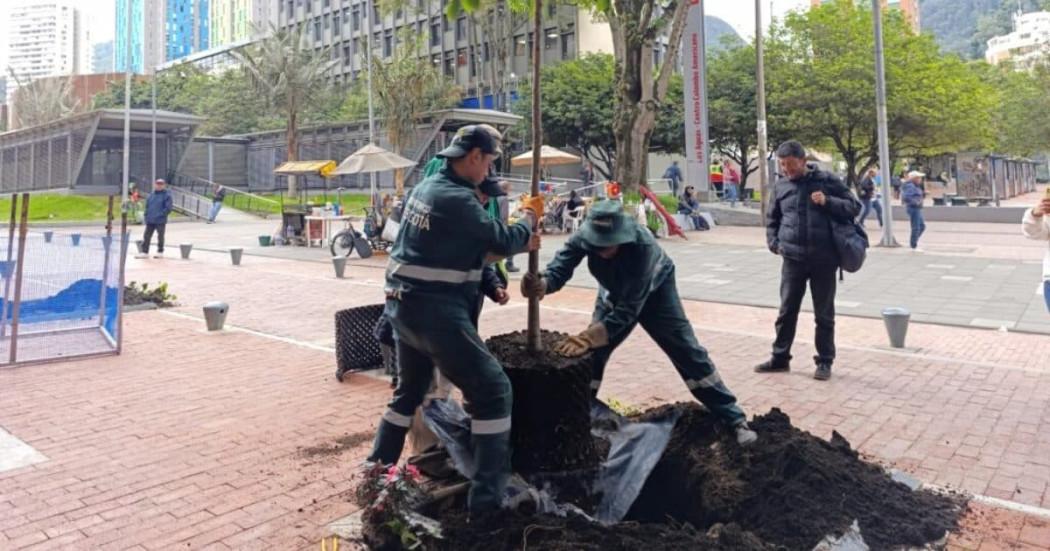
top-left (343, 45), bottom-right (351, 65)
top-left (430, 18), bottom-right (441, 47)
top-left (287, 1), bottom-right (294, 16)
top-left (325, 14), bottom-right (330, 29)
top-left (545, 28), bottom-right (557, 50)
top-left (483, 43), bottom-right (490, 62)
top-left (444, 52), bottom-right (454, 77)
top-left (373, 5), bottom-right (380, 22)
top-left (351, 8), bottom-right (359, 30)
top-left (383, 31), bottom-right (393, 57)
top-left (561, 32), bottom-right (575, 59)
top-left (333, 13), bottom-right (340, 36)
top-left (314, 19), bottom-right (322, 41)
top-left (514, 34), bottom-right (526, 56)
top-left (324, 0), bottom-right (330, 7)
top-left (468, 47), bottom-right (477, 77)
top-left (457, 48), bottom-right (467, 66)
top-left (547, 2), bottom-right (556, 18)
top-left (456, 17), bottom-right (467, 41)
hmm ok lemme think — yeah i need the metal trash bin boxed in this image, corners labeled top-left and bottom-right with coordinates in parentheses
top-left (180, 243), bottom-right (193, 259)
top-left (43, 231), bottom-right (53, 243)
top-left (335, 304), bottom-right (385, 381)
top-left (203, 302), bottom-right (229, 331)
top-left (882, 307), bottom-right (911, 348)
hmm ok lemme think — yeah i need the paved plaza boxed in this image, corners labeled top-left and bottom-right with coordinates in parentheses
top-left (1, 212), bottom-right (1050, 549)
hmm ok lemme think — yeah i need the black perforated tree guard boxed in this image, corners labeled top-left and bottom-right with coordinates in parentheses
top-left (335, 304), bottom-right (385, 381)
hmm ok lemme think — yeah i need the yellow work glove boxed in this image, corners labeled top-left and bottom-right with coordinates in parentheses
top-left (553, 323), bottom-right (609, 358)
top-left (520, 195), bottom-right (545, 221)
top-left (520, 272), bottom-right (547, 299)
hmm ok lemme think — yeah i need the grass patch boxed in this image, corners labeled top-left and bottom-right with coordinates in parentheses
top-left (242, 192), bottom-right (376, 215)
top-left (0, 195), bottom-right (117, 222)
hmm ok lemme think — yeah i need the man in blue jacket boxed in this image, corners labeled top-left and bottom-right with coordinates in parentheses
top-left (756, 141), bottom-right (861, 381)
top-left (138, 179), bottom-right (174, 258)
top-left (521, 200), bottom-right (758, 446)
top-left (367, 125), bottom-right (544, 513)
top-left (901, 171), bottom-right (927, 252)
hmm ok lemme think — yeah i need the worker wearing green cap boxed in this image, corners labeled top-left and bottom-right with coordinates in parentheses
top-left (368, 124), bottom-right (546, 513)
top-left (521, 200), bottom-right (758, 446)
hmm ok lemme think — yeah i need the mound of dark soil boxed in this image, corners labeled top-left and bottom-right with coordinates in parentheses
top-left (630, 404), bottom-right (966, 550)
top-left (488, 330), bottom-right (600, 473)
top-left (299, 430), bottom-right (374, 459)
top-left (434, 509), bottom-right (778, 551)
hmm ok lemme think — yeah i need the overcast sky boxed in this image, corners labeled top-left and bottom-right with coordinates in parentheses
top-left (1, 0), bottom-right (808, 70)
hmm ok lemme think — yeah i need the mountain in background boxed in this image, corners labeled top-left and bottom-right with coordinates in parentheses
top-left (921, 0), bottom-right (1047, 59)
top-left (706, 16), bottom-right (745, 52)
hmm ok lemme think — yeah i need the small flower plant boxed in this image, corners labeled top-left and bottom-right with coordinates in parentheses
top-left (355, 463), bottom-right (442, 550)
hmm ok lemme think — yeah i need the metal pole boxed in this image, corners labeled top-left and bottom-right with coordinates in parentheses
top-left (116, 211), bottom-right (128, 355)
top-left (99, 196), bottom-right (115, 328)
top-left (151, 67), bottom-right (157, 183)
top-left (0, 196), bottom-right (18, 340)
top-left (526, 0), bottom-right (543, 352)
top-left (9, 194), bottom-right (30, 364)
top-left (872, 0), bottom-right (898, 247)
top-left (122, 0), bottom-right (133, 211)
top-left (365, 0), bottom-right (378, 205)
top-left (755, 0), bottom-right (770, 220)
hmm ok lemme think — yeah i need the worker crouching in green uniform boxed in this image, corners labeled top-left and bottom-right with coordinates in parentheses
top-left (367, 125), bottom-right (545, 513)
top-left (521, 201), bottom-right (758, 446)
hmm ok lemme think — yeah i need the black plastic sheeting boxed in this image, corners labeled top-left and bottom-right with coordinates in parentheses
top-left (421, 398), bottom-right (681, 524)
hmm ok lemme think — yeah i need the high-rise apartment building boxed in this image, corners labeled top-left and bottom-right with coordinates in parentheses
top-left (810, 0), bottom-right (920, 33)
top-left (93, 40), bottom-right (116, 74)
top-left (986, 11), bottom-right (1050, 70)
top-left (167, 0), bottom-right (212, 61)
top-left (115, 0), bottom-right (167, 73)
top-left (6, 1), bottom-right (87, 101)
top-left (212, 0), bottom-right (275, 46)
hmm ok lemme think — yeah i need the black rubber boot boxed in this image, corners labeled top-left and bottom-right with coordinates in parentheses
top-left (754, 359), bottom-right (790, 373)
top-left (814, 363), bottom-right (832, 381)
top-left (367, 420), bottom-right (409, 464)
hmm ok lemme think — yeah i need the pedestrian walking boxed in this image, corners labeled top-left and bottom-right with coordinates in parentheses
top-left (366, 125), bottom-right (543, 513)
top-left (521, 201), bottom-right (757, 446)
top-left (902, 171), bottom-right (927, 252)
top-left (724, 162), bottom-right (741, 207)
top-left (663, 161), bottom-right (683, 197)
top-left (1022, 189), bottom-right (1050, 313)
top-left (580, 162), bottom-right (595, 196)
top-left (756, 141), bottom-right (861, 381)
top-left (137, 179), bottom-right (173, 259)
top-left (857, 168), bottom-right (884, 228)
top-left (208, 184), bottom-right (227, 223)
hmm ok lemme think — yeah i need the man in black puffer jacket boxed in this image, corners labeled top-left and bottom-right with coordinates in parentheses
top-left (756, 141), bottom-right (861, 381)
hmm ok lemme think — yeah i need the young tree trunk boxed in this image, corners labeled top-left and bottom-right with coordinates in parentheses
top-left (286, 109), bottom-right (299, 197)
top-left (526, 0), bottom-right (543, 352)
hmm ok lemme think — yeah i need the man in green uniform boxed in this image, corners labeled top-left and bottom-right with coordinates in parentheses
top-left (367, 125), bottom-right (544, 512)
top-left (521, 201), bottom-right (758, 446)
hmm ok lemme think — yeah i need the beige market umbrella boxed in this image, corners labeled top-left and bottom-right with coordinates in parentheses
top-left (510, 145), bottom-right (581, 167)
top-left (331, 144), bottom-right (416, 175)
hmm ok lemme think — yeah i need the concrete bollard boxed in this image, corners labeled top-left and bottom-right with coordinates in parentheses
top-left (101, 236), bottom-right (112, 248)
top-left (882, 307), bottom-right (911, 349)
top-left (332, 255), bottom-right (347, 278)
top-left (229, 248), bottom-right (243, 266)
top-left (135, 239), bottom-right (144, 253)
top-left (71, 233), bottom-right (81, 246)
top-left (43, 231), bottom-right (53, 243)
top-left (180, 243), bottom-right (193, 259)
top-left (202, 302), bottom-right (229, 331)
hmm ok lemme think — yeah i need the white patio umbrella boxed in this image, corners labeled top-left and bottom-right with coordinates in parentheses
top-left (331, 144), bottom-right (416, 206)
top-left (510, 145), bottom-right (581, 167)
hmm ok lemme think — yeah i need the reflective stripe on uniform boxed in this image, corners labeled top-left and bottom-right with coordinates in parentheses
top-left (590, 380), bottom-right (602, 390)
top-left (471, 416), bottom-right (511, 434)
top-left (687, 372), bottom-right (723, 390)
top-left (387, 261), bottom-right (483, 284)
top-left (382, 409), bottom-right (413, 428)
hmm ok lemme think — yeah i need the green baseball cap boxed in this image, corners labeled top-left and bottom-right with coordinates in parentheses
top-left (437, 124), bottom-right (503, 159)
top-left (578, 201), bottom-right (637, 248)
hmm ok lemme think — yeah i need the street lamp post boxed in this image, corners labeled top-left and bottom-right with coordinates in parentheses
top-left (365, 0), bottom-right (378, 202)
top-left (755, 0), bottom-right (770, 221)
top-left (872, 0), bottom-right (898, 247)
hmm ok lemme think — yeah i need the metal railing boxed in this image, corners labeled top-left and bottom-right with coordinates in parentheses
top-left (167, 186), bottom-right (212, 220)
top-left (170, 174), bottom-right (279, 218)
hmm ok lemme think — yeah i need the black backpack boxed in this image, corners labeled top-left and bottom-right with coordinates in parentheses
top-left (820, 179), bottom-right (868, 274)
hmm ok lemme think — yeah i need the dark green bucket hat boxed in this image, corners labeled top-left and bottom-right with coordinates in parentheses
top-left (578, 200), bottom-right (637, 248)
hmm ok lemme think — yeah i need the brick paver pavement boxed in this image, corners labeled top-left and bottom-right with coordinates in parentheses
top-left (1, 243), bottom-right (1049, 549)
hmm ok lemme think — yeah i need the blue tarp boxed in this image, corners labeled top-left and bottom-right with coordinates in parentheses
top-left (0, 279), bottom-right (118, 336)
